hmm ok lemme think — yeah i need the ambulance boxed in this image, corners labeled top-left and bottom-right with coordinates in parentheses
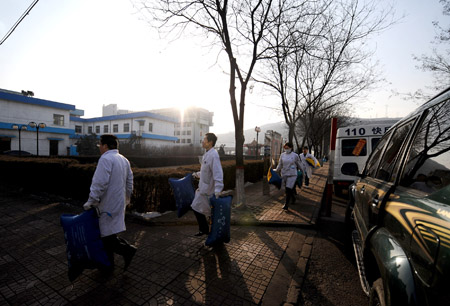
top-left (333, 120), bottom-right (397, 197)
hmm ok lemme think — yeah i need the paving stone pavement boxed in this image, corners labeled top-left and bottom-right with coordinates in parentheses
top-left (0, 165), bottom-right (328, 305)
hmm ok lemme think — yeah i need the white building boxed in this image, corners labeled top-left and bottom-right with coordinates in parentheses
top-left (151, 107), bottom-right (214, 146)
top-left (71, 111), bottom-right (178, 148)
top-left (0, 89), bottom-right (179, 156)
top-left (0, 89), bottom-right (77, 156)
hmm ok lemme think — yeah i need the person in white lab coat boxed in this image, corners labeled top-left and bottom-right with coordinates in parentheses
top-left (83, 134), bottom-right (136, 272)
top-left (276, 142), bottom-right (302, 210)
top-left (299, 146), bottom-right (318, 187)
top-left (191, 133), bottom-right (224, 236)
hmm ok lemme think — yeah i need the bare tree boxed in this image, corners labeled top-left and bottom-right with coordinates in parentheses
top-left (256, 0), bottom-right (393, 148)
top-left (133, 0), bottom-right (282, 205)
top-left (412, 0), bottom-right (450, 95)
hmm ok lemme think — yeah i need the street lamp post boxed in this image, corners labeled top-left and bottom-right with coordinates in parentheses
top-left (28, 122), bottom-right (46, 156)
top-left (11, 124), bottom-right (27, 156)
top-left (254, 126), bottom-right (261, 159)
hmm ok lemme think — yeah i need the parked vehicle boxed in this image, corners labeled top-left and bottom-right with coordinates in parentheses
top-left (333, 121), bottom-right (397, 197)
top-left (346, 87), bottom-right (450, 306)
top-left (2, 150), bottom-right (33, 156)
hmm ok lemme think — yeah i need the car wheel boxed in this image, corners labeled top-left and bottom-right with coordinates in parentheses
top-left (369, 278), bottom-right (386, 306)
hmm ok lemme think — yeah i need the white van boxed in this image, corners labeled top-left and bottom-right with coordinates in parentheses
top-left (333, 121), bottom-right (397, 196)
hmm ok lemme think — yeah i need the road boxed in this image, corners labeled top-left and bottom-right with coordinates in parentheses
top-left (299, 195), bottom-right (368, 306)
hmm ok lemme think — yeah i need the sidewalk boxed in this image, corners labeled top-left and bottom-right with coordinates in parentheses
top-left (0, 164), bottom-right (329, 305)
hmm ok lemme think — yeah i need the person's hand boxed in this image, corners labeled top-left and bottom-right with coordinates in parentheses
top-left (83, 201), bottom-right (97, 210)
top-left (126, 196), bottom-right (131, 206)
top-left (215, 192), bottom-right (221, 199)
top-left (192, 172), bottom-right (200, 179)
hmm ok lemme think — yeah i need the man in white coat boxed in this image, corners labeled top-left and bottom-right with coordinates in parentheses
top-left (191, 133), bottom-right (224, 236)
top-left (83, 134), bottom-right (136, 272)
top-left (299, 146), bottom-right (318, 188)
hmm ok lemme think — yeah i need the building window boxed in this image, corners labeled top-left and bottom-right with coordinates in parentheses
top-left (187, 139), bottom-right (191, 143)
top-left (113, 124), bottom-right (118, 133)
top-left (104, 125), bottom-right (108, 133)
top-left (187, 130), bottom-right (191, 135)
top-left (149, 123), bottom-right (153, 132)
top-left (176, 131), bottom-right (181, 135)
top-left (182, 139), bottom-right (186, 143)
top-left (124, 123), bottom-right (130, 132)
top-left (182, 131), bottom-right (186, 135)
top-left (75, 125), bottom-right (82, 134)
top-left (53, 114), bottom-right (64, 126)
top-left (95, 126), bottom-right (100, 134)
top-left (88, 126), bottom-right (93, 134)
top-left (200, 131), bottom-right (202, 136)
top-left (176, 139), bottom-right (180, 143)
top-left (138, 120), bottom-right (145, 127)
top-left (176, 123), bottom-right (181, 128)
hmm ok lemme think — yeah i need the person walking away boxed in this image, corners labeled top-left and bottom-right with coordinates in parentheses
top-left (299, 146), bottom-right (318, 188)
top-left (191, 133), bottom-right (224, 236)
top-left (276, 142), bottom-right (302, 210)
top-left (83, 134), bottom-right (136, 272)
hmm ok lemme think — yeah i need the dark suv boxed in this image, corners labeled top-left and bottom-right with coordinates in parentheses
top-left (347, 87), bottom-right (450, 305)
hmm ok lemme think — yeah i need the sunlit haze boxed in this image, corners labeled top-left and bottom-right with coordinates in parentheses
top-left (0, 0), bottom-right (447, 134)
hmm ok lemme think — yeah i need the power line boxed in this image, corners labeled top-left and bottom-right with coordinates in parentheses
top-left (0, 0), bottom-right (40, 46)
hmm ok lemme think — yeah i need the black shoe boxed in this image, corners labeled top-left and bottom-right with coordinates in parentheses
top-left (123, 246), bottom-right (137, 271)
top-left (282, 205), bottom-right (288, 210)
top-left (194, 231), bottom-right (208, 237)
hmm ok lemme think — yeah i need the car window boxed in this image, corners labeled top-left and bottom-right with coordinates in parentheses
top-left (341, 139), bottom-right (367, 156)
top-left (400, 99), bottom-right (450, 194)
top-left (365, 133), bottom-right (391, 178)
top-left (371, 137), bottom-right (381, 150)
top-left (376, 120), bottom-right (416, 182)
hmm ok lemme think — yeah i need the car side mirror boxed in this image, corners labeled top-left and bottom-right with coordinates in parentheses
top-left (341, 162), bottom-right (360, 176)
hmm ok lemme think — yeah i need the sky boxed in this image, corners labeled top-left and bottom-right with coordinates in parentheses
top-left (0, 0), bottom-right (448, 134)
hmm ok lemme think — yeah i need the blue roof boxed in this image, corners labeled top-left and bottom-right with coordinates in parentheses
top-left (0, 121), bottom-right (74, 135)
top-left (70, 111), bottom-right (179, 123)
top-left (0, 91), bottom-right (76, 111)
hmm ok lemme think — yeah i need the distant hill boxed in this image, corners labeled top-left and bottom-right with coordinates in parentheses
top-left (216, 117), bottom-right (401, 149)
top-left (216, 121), bottom-right (289, 148)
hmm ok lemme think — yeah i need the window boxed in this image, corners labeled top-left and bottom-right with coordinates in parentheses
top-left (376, 120), bottom-right (415, 182)
top-left (53, 114), bottom-right (64, 126)
top-left (113, 124), bottom-right (118, 133)
top-left (176, 131), bottom-right (181, 135)
top-left (138, 120), bottom-right (144, 127)
top-left (124, 123), bottom-right (130, 132)
top-left (149, 123), bottom-right (153, 132)
top-left (182, 131), bottom-right (186, 135)
top-left (365, 134), bottom-right (390, 178)
top-left (182, 139), bottom-right (186, 143)
top-left (95, 126), bottom-right (100, 134)
top-left (187, 139), bottom-right (191, 143)
top-left (341, 139), bottom-right (367, 156)
top-left (75, 125), bottom-right (82, 134)
top-left (104, 125), bottom-right (108, 133)
top-left (176, 139), bottom-right (180, 143)
top-left (400, 100), bottom-right (450, 193)
top-left (88, 126), bottom-right (93, 134)
top-left (187, 130), bottom-right (191, 136)
top-left (371, 137), bottom-right (381, 150)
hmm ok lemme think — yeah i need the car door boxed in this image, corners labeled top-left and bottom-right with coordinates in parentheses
top-left (354, 119), bottom-right (417, 241)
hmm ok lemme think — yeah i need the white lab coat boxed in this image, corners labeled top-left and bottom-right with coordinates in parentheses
top-left (88, 149), bottom-right (133, 237)
top-left (299, 152), bottom-right (318, 180)
top-left (191, 148), bottom-right (224, 217)
top-left (276, 151), bottom-right (302, 189)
